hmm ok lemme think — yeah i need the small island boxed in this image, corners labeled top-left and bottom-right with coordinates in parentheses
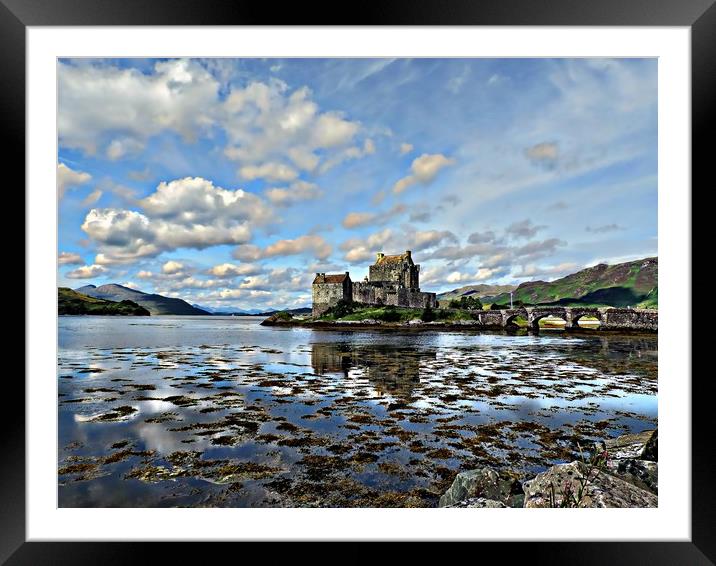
top-left (262, 252), bottom-right (658, 332)
top-left (58, 287), bottom-right (150, 316)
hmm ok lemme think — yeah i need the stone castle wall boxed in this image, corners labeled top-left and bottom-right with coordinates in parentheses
top-left (312, 278), bottom-right (351, 317)
top-left (351, 282), bottom-right (436, 309)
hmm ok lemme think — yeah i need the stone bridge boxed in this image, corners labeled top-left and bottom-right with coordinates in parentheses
top-left (470, 307), bottom-right (657, 332)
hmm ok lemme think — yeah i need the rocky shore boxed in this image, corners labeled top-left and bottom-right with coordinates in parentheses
top-left (261, 314), bottom-right (656, 333)
top-left (439, 429), bottom-right (658, 508)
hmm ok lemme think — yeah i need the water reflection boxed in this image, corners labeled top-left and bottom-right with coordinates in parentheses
top-left (58, 316), bottom-right (658, 508)
top-left (311, 343), bottom-right (437, 399)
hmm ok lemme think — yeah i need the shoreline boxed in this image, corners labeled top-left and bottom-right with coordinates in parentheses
top-left (261, 317), bottom-right (658, 334)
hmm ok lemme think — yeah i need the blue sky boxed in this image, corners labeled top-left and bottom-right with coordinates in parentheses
top-left (58, 58), bottom-right (657, 310)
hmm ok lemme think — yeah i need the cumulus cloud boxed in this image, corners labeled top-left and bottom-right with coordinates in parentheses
top-left (232, 235), bottom-right (332, 262)
top-left (59, 60), bottom-right (372, 182)
top-left (82, 177), bottom-right (272, 264)
top-left (222, 80), bottom-right (363, 176)
top-left (58, 59), bottom-right (218, 156)
top-left (392, 153), bottom-right (456, 194)
top-left (57, 163), bottom-right (91, 199)
top-left (162, 260), bottom-right (185, 275)
top-left (207, 263), bottom-right (263, 278)
top-left (264, 181), bottom-right (322, 206)
top-left (400, 142), bottom-right (414, 155)
top-left (65, 264), bottom-right (107, 279)
top-left (58, 251), bottom-right (84, 265)
top-left (264, 235), bottom-right (332, 260)
top-left (340, 228), bottom-right (394, 263)
top-left (237, 268), bottom-right (311, 292)
top-left (339, 228), bottom-right (456, 264)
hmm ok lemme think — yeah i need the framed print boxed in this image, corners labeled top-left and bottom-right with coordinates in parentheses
top-left (6, 0), bottom-right (711, 561)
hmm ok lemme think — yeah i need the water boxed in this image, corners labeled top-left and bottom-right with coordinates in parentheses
top-left (58, 315), bottom-right (657, 507)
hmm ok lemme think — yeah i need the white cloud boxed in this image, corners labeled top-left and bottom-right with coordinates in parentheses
top-left (399, 142), bottom-right (414, 155)
top-left (58, 59), bottom-right (218, 156)
top-left (58, 251), bottom-right (84, 265)
top-left (207, 263), bottom-right (262, 278)
top-left (264, 181), bottom-right (322, 206)
top-left (57, 163), bottom-right (91, 199)
top-left (232, 234), bottom-right (332, 262)
top-left (81, 189), bottom-right (103, 206)
top-left (83, 177), bottom-right (272, 264)
top-left (66, 264), bottom-right (107, 279)
top-left (162, 260), bottom-right (185, 275)
top-left (239, 162), bottom-right (299, 183)
top-left (392, 153), bottom-right (456, 194)
top-left (221, 80), bottom-right (363, 176)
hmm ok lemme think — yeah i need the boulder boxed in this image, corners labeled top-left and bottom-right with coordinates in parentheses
top-left (523, 461), bottom-right (657, 508)
top-left (607, 459), bottom-right (658, 494)
top-left (642, 429), bottom-right (658, 462)
top-left (445, 497), bottom-right (507, 508)
top-left (438, 467), bottom-right (522, 507)
top-left (602, 429), bottom-right (656, 460)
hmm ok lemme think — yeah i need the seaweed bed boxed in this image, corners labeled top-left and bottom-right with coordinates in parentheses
top-left (58, 322), bottom-right (657, 508)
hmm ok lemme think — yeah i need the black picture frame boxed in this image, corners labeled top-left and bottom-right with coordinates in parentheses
top-left (5, 0), bottom-right (709, 561)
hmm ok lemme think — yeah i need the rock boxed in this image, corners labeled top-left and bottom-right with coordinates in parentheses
top-left (523, 461), bottom-right (657, 508)
top-left (642, 429), bottom-right (658, 461)
top-left (438, 467), bottom-right (522, 507)
top-left (407, 319), bottom-right (423, 325)
top-left (445, 497), bottom-right (507, 508)
top-left (607, 459), bottom-right (658, 493)
top-left (260, 312), bottom-right (294, 326)
top-left (604, 429), bottom-right (656, 460)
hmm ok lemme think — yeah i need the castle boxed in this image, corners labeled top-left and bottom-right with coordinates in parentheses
top-left (312, 250), bottom-right (437, 317)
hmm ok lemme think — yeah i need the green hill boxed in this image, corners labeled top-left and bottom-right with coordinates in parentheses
top-left (489, 257), bottom-right (658, 309)
top-left (59, 288), bottom-right (150, 316)
top-left (75, 284), bottom-right (209, 315)
top-left (437, 284), bottom-right (517, 305)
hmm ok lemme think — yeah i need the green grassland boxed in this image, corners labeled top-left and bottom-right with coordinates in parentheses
top-left (488, 257), bottom-right (657, 309)
top-left (59, 287), bottom-right (151, 316)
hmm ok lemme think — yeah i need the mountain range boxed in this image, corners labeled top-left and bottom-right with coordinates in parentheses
top-left (436, 283), bottom-right (517, 305)
top-left (70, 257), bottom-right (657, 316)
top-left (75, 284), bottom-right (209, 315)
top-left (486, 257), bottom-right (657, 308)
top-left (59, 287), bottom-right (150, 316)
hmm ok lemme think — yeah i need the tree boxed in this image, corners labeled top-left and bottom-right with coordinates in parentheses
top-left (449, 296), bottom-right (483, 310)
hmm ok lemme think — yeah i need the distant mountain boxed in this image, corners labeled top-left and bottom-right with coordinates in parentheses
top-left (191, 303), bottom-right (312, 316)
top-left (75, 284), bottom-right (209, 315)
top-left (191, 304), bottom-right (264, 315)
top-left (59, 287), bottom-right (150, 316)
top-left (437, 284), bottom-right (517, 304)
top-left (489, 257), bottom-right (658, 309)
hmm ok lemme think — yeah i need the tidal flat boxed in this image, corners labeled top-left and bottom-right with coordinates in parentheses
top-left (58, 316), bottom-right (657, 507)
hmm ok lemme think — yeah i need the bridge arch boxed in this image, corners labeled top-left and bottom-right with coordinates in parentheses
top-left (526, 308), bottom-right (570, 331)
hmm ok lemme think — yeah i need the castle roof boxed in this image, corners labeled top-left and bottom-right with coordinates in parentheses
top-left (374, 251), bottom-right (413, 265)
top-left (313, 273), bottom-right (349, 284)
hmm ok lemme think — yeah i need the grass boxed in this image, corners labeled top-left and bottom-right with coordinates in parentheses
top-left (319, 304), bottom-right (482, 323)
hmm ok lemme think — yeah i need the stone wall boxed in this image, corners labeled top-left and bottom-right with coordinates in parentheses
top-left (312, 277), bottom-right (351, 317)
top-left (351, 282), bottom-right (436, 309)
top-left (601, 308), bottom-right (658, 332)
